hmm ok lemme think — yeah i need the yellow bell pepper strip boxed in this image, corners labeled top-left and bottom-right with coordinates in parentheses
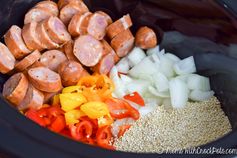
top-left (77, 76), bottom-right (98, 88)
top-left (59, 93), bottom-right (87, 112)
top-left (52, 95), bottom-right (60, 106)
top-left (95, 75), bottom-right (114, 99)
top-left (97, 114), bottom-right (114, 128)
top-left (80, 102), bottom-right (109, 119)
top-left (62, 86), bottom-right (83, 93)
top-left (65, 110), bottom-right (86, 125)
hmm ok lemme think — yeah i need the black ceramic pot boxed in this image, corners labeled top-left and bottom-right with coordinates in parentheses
top-left (0, 0), bottom-right (237, 158)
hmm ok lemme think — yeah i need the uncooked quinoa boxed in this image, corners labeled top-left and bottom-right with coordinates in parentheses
top-left (114, 97), bottom-right (232, 153)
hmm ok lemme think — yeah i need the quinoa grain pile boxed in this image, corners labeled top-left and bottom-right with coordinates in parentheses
top-left (114, 97), bottom-right (232, 153)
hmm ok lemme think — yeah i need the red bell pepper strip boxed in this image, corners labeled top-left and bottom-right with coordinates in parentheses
top-left (118, 125), bottom-right (131, 138)
top-left (124, 92), bottom-right (145, 106)
top-left (96, 126), bottom-right (115, 150)
top-left (105, 98), bottom-right (140, 120)
top-left (25, 109), bottom-right (47, 127)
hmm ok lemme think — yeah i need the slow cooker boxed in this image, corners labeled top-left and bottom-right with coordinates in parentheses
top-left (0, 0), bottom-right (237, 157)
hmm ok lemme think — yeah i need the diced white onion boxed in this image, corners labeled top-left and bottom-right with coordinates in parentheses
top-left (127, 47), bottom-right (146, 67)
top-left (174, 56), bottom-right (196, 75)
top-left (128, 57), bottom-right (158, 78)
top-left (148, 86), bottom-right (170, 98)
top-left (146, 45), bottom-right (159, 56)
top-left (111, 118), bottom-right (135, 138)
top-left (152, 72), bottom-right (169, 92)
top-left (189, 90), bottom-right (214, 101)
top-left (116, 57), bottom-right (130, 73)
top-left (120, 74), bottom-right (133, 85)
top-left (127, 80), bottom-right (150, 95)
top-left (160, 55), bottom-right (175, 78)
top-left (187, 74), bottom-right (211, 91)
top-left (169, 78), bottom-right (189, 108)
top-left (164, 53), bottom-right (181, 63)
top-left (139, 102), bottom-right (157, 117)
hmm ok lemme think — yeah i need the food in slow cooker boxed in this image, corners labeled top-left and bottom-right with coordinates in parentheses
top-left (0, 0), bottom-right (232, 152)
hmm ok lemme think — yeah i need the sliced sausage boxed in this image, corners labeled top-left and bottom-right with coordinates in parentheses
top-left (0, 42), bottom-right (16, 74)
top-left (28, 66), bottom-right (62, 92)
top-left (79, 12), bottom-right (93, 35)
top-left (39, 50), bottom-right (67, 72)
top-left (68, 12), bottom-right (92, 37)
top-left (43, 16), bottom-right (71, 44)
top-left (36, 21), bottom-right (60, 49)
top-left (18, 84), bottom-right (44, 110)
top-left (35, 1), bottom-right (59, 16)
top-left (4, 25), bottom-right (31, 59)
top-left (22, 21), bottom-right (46, 51)
top-left (3, 73), bottom-right (29, 106)
top-left (135, 26), bottom-right (157, 49)
top-left (106, 14), bottom-right (132, 40)
top-left (73, 35), bottom-right (103, 67)
top-left (101, 40), bottom-right (119, 62)
top-left (96, 11), bottom-right (113, 25)
top-left (63, 40), bottom-right (78, 61)
top-left (68, 12), bottom-right (83, 37)
top-left (58, 60), bottom-right (84, 86)
top-left (24, 7), bottom-right (52, 24)
top-left (92, 53), bottom-right (115, 75)
top-left (86, 12), bottom-right (108, 40)
top-left (58, 0), bottom-right (82, 9)
top-left (15, 50), bottom-right (41, 72)
top-left (59, 1), bottom-right (89, 26)
top-left (111, 29), bottom-right (135, 57)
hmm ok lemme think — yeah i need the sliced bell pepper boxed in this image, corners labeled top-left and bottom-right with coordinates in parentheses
top-left (118, 125), bottom-right (131, 138)
top-left (25, 109), bottom-right (47, 127)
top-left (77, 76), bottom-right (98, 88)
top-left (80, 102), bottom-right (109, 119)
top-left (62, 86), bottom-right (83, 93)
top-left (105, 98), bottom-right (140, 120)
top-left (124, 92), bottom-right (145, 106)
top-left (65, 110), bottom-right (86, 125)
top-left (52, 95), bottom-right (60, 106)
top-left (49, 115), bottom-right (66, 133)
top-left (96, 126), bottom-right (115, 150)
top-left (97, 114), bottom-right (114, 128)
top-left (70, 120), bottom-right (93, 141)
top-left (95, 75), bottom-right (114, 99)
top-left (59, 93), bottom-right (87, 112)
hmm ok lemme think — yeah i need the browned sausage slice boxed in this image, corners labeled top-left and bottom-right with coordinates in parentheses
top-left (58, 60), bottom-right (83, 86)
top-left (96, 11), bottom-right (113, 25)
top-left (68, 12), bottom-right (92, 37)
top-left (4, 25), bottom-right (31, 59)
top-left (28, 67), bottom-right (62, 92)
top-left (43, 91), bottom-right (61, 104)
top-left (39, 50), bottom-right (67, 72)
top-left (101, 40), bottom-right (120, 63)
top-left (3, 73), bottom-right (29, 106)
top-left (87, 12), bottom-right (108, 40)
top-left (18, 84), bottom-right (44, 110)
top-left (59, 1), bottom-right (89, 26)
top-left (135, 26), bottom-right (157, 49)
top-left (36, 21), bottom-right (60, 49)
top-left (22, 22), bottom-right (46, 51)
top-left (15, 50), bottom-right (41, 72)
top-left (0, 42), bottom-right (16, 74)
top-left (63, 40), bottom-right (78, 61)
top-left (58, 0), bottom-right (82, 10)
top-left (111, 29), bottom-right (135, 57)
top-left (92, 53), bottom-right (115, 75)
top-left (24, 7), bottom-right (52, 24)
top-left (68, 12), bottom-right (83, 37)
top-left (35, 1), bottom-right (59, 16)
top-left (106, 14), bottom-right (132, 40)
top-left (43, 16), bottom-right (71, 44)
top-left (73, 35), bottom-right (103, 67)
top-left (79, 12), bottom-right (93, 35)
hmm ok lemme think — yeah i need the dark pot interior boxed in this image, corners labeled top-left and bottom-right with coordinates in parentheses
top-left (0, 0), bottom-right (237, 158)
